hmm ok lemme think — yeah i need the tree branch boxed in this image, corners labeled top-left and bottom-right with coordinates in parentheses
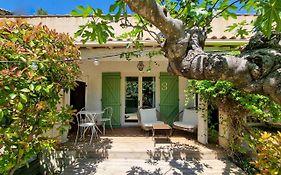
top-left (209, 0), bottom-right (220, 12)
top-left (124, 0), bottom-right (185, 41)
top-left (120, 20), bottom-right (161, 43)
top-left (168, 31), bottom-right (281, 104)
top-left (206, 0), bottom-right (240, 27)
top-left (124, 0), bottom-right (281, 105)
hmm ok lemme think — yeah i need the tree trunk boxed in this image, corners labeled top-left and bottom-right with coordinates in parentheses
top-left (125, 0), bottom-right (281, 105)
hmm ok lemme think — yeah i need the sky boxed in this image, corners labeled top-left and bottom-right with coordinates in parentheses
top-left (0, 0), bottom-right (115, 15)
top-left (0, 0), bottom-right (253, 15)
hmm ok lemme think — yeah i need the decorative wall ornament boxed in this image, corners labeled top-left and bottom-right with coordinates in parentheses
top-left (137, 61), bottom-right (144, 71)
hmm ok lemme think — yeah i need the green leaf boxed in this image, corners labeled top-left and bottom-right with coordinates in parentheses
top-left (227, 12), bottom-right (237, 19)
top-left (29, 84), bottom-right (34, 91)
top-left (95, 8), bottom-right (103, 17)
top-left (35, 85), bottom-right (42, 92)
top-left (20, 93), bottom-right (28, 103)
top-left (20, 88), bottom-right (30, 93)
top-left (44, 84), bottom-right (53, 93)
top-left (76, 5), bottom-right (85, 11)
top-left (9, 93), bottom-right (17, 99)
top-left (17, 102), bottom-right (23, 111)
top-left (109, 3), bottom-right (118, 12)
top-left (0, 109), bottom-right (3, 120)
top-left (29, 41), bottom-right (35, 47)
top-left (69, 10), bottom-right (81, 16)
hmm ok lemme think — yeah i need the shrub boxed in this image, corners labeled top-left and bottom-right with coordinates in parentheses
top-left (252, 131), bottom-right (281, 175)
top-left (0, 19), bottom-right (80, 175)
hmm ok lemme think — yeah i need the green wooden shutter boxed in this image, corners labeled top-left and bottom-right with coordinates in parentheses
top-left (160, 72), bottom-right (179, 125)
top-left (102, 72), bottom-right (121, 127)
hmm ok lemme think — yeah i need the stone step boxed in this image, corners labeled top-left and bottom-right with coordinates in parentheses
top-left (48, 136), bottom-right (244, 175)
top-left (58, 137), bottom-right (227, 160)
top-left (55, 148), bottom-right (226, 162)
top-left (61, 158), bottom-right (245, 175)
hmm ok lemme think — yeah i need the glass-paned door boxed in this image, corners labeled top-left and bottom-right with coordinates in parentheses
top-left (124, 76), bottom-right (155, 124)
top-left (125, 77), bottom-right (139, 123)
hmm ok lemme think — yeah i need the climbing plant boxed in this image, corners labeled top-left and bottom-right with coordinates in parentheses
top-left (186, 79), bottom-right (281, 173)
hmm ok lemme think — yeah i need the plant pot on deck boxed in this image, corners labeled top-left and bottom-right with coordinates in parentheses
top-left (42, 123), bottom-right (70, 143)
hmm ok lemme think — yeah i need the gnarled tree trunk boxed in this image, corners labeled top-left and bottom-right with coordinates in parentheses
top-left (125, 0), bottom-right (281, 105)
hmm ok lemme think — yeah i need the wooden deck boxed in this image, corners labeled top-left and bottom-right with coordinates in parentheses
top-left (42, 127), bottom-right (245, 175)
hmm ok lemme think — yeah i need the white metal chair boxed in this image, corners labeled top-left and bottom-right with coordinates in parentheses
top-left (100, 107), bottom-right (113, 135)
top-left (139, 108), bottom-right (164, 131)
top-left (75, 112), bottom-right (98, 145)
top-left (173, 109), bottom-right (198, 133)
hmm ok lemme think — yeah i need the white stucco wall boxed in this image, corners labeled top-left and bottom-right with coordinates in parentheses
top-left (4, 15), bottom-right (255, 40)
top-left (69, 47), bottom-right (187, 126)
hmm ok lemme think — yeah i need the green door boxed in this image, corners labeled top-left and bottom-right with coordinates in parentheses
top-left (160, 72), bottom-right (179, 125)
top-left (102, 72), bottom-right (121, 127)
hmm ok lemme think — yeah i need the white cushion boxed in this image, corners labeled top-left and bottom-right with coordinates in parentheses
top-left (173, 109), bottom-right (198, 132)
top-left (139, 108), bottom-right (158, 124)
top-left (182, 109), bottom-right (198, 125)
top-left (141, 121), bottom-right (164, 128)
top-left (173, 121), bottom-right (197, 129)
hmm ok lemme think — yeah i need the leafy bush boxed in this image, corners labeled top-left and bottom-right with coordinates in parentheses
top-left (0, 19), bottom-right (80, 174)
top-left (252, 131), bottom-right (281, 175)
top-left (186, 79), bottom-right (281, 174)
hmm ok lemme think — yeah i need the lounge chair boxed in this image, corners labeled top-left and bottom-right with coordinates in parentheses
top-left (139, 108), bottom-right (164, 131)
top-left (173, 109), bottom-right (198, 133)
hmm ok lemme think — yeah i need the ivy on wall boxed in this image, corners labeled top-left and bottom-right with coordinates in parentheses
top-left (186, 79), bottom-right (281, 174)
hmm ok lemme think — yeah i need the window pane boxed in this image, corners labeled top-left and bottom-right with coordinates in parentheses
top-left (142, 77), bottom-right (155, 108)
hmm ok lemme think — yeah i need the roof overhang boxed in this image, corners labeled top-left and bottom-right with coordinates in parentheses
top-left (76, 39), bottom-right (249, 48)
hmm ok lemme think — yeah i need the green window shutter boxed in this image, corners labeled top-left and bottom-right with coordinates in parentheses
top-left (160, 72), bottom-right (179, 125)
top-left (102, 72), bottom-right (121, 127)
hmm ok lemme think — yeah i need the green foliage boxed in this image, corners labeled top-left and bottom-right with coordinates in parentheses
top-left (225, 20), bottom-right (252, 39)
top-left (36, 8), bottom-right (48, 15)
top-left (70, 5), bottom-right (115, 44)
top-left (187, 80), bottom-right (281, 123)
top-left (252, 131), bottom-right (281, 174)
top-left (71, 0), bottom-right (280, 45)
top-left (251, 0), bottom-right (281, 37)
top-left (187, 79), bottom-right (281, 173)
top-left (70, 1), bottom-right (126, 44)
top-left (0, 19), bottom-right (80, 175)
top-left (157, 0), bottom-right (280, 37)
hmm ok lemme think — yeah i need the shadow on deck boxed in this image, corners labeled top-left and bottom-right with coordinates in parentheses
top-left (40, 127), bottom-right (245, 175)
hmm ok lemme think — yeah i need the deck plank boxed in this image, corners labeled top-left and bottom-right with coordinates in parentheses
top-left (56, 128), bottom-right (245, 175)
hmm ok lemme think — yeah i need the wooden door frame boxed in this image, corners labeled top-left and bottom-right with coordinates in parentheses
top-left (121, 72), bottom-right (159, 126)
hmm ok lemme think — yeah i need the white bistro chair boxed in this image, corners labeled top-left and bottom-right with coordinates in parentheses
top-left (100, 107), bottom-right (113, 135)
top-left (75, 111), bottom-right (98, 145)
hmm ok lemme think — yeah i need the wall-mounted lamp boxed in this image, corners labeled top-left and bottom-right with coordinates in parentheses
top-left (137, 61), bottom-right (144, 72)
top-left (93, 58), bottom-right (100, 66)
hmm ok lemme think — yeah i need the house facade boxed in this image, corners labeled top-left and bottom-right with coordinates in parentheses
top-left (1, 15), bottom-right (255, 146)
